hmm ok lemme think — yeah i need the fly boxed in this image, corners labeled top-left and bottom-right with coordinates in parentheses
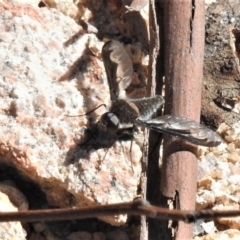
top-left (99, 40), bottom-right (222, 147)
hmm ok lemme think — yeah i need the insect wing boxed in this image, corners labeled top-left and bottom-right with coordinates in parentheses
top-left (135, 115), bottom-right (222, 147)
top-left (102, 40), bottom-right (133, 100)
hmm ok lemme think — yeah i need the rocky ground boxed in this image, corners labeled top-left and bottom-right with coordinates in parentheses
top-left (0, 0), bottom-right (240, 239)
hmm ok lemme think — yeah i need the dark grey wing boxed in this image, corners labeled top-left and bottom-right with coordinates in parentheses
top-left (135, 115), bottom-right (222, 147)
top-left (102, 40), bottom-right (133, 101)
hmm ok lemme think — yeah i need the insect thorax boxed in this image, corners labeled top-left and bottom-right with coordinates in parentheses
top-left (109, 99), bottom-right (140, 127)
top-left (109, 96), bottom-right (164, 128)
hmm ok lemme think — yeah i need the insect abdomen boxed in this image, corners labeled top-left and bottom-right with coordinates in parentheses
top-left (130, 96), bottom-right (164, 121)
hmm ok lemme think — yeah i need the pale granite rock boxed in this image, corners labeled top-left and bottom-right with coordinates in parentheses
top-left (194, 229), bottom-right (240, 240)
top-left (0, 0), bottom-right (142, 226)
top-left (0, 191), bottom-right (27, 240)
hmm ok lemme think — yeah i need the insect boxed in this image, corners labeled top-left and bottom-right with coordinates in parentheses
top-left (99, 40), bottom-right (222, 147)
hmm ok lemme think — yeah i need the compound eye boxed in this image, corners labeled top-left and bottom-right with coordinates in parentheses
top-left (99, 112), bottom-right (119, 134)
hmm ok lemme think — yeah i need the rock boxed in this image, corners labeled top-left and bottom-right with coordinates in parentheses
top-left (93, 232), bottom-right (105, 240)
top-left (0, 0), bottom-right (142, 226)
top-left (67, 231), bottom-right (92, 240)
top-left (106, 230), bottom-right (129, 240)
top-left (0, 191), bottom-right (26, 240)
top-left (194, 229), bottom-right (240, 240)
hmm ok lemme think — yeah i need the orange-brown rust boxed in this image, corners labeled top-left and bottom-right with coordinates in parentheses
top-left (161, 0), bottom-right (205, 239)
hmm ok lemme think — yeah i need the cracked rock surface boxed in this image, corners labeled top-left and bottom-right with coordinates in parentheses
top-left (0, 0), bottom-right (142, 228)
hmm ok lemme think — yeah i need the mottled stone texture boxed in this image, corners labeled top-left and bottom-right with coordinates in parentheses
top-left (0, 192), bottom-right (26, 240)
top-left (0, 0), bottom-right (142, 227)
top-left (202, 0), bottom-right (240, 129)
top-left (1, 0), bottom-right (240, 239)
